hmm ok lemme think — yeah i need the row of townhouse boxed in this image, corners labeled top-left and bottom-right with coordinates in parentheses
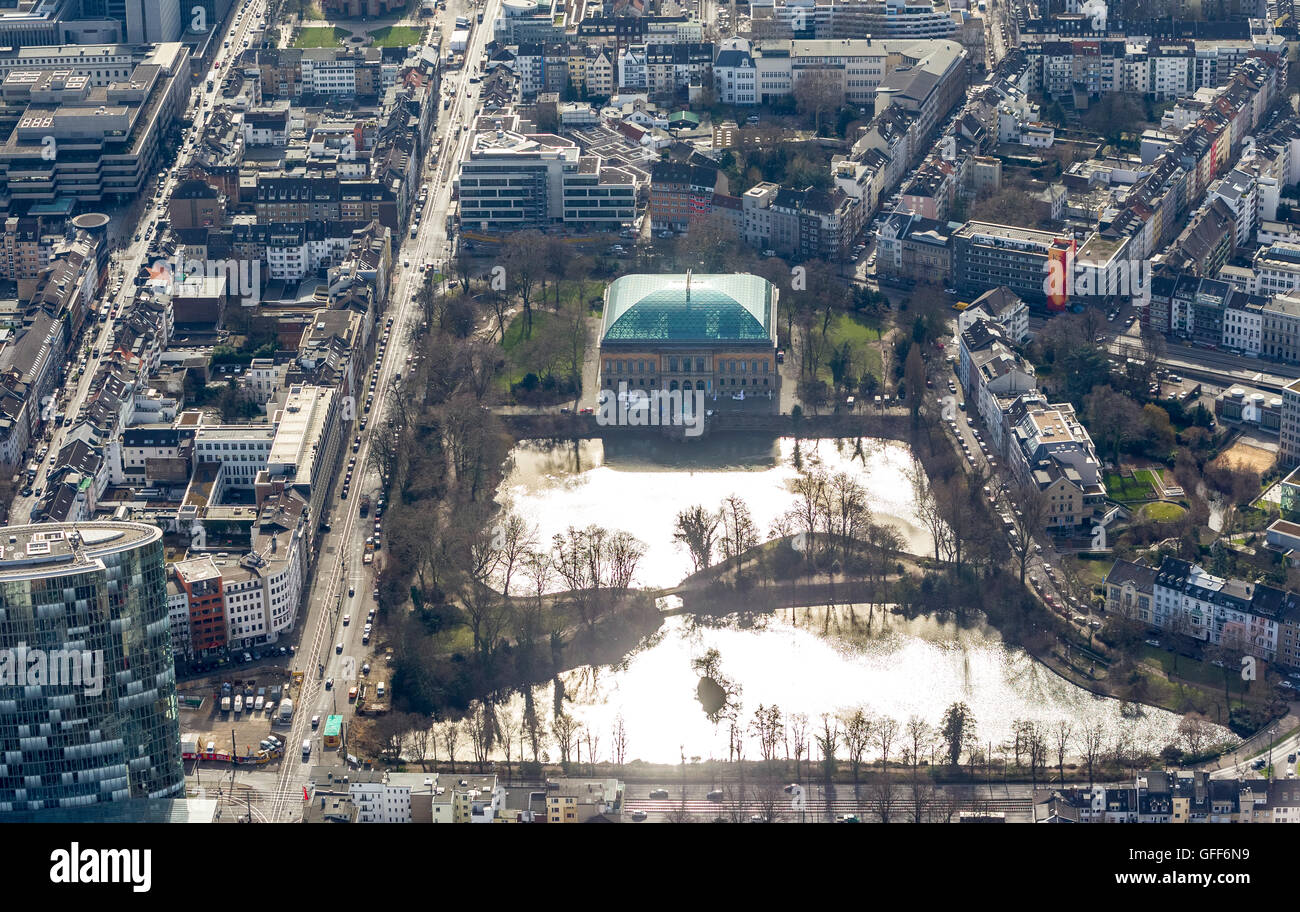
top-left (741, 182), bottom-right (857, 261)
top-left (1088, 52), bottom-right (1282, 271)
top-left (618, 42), bottom-right (714, 95)
top-left (940, 53), bottom-right (1284, 305)
top-left (1145, 260), bottom-right (1300, 368)
top-left (256, 46), bottom-right (423, 99)
top-left (1023, 34), bottom-right (1285, 102)
top-left (649, 150), bottom-right (873, 259)
top-left (957, 314), bottom-right (1106, 532)
top-left (1105, 555), bottom-right (1300, 667)
top-left (0, 223), bottom-right (110, 470)
top-left (159, 384), bottom-right (341, 656)
top-left (486, 23), bottom-right (712, 98)
top-left (168, 489), bottom-right (310, 656)
top-left (1036, 770), bottom-right (1300, 823)
top-left (304, 769), bottom-right (626, 824)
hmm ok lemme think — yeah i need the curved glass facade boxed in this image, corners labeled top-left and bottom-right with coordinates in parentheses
top-left (0, 522), bottom-right (183, 814)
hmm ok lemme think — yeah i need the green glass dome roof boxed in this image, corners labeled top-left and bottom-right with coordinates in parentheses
top-left (601, 274), bottom-right (775, 343)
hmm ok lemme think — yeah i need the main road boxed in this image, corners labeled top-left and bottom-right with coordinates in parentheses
top-left (266, 0), bottom-right (502, 821)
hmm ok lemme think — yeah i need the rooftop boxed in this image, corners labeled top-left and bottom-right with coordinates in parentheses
top-left (0, 521), bottom-right (160, 582)
top-left (600, 273), bottom-right (776, 344)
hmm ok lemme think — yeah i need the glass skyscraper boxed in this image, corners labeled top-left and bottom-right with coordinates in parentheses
top-left (0, 521), bottom-right (183, 814)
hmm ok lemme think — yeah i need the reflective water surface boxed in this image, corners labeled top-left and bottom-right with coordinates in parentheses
top-left (495, 436), bottom-right (1235, 762)
top-left (509, 609), bottom-right (1226, 764)
top-left (500, 435), bottom-right (930, 590)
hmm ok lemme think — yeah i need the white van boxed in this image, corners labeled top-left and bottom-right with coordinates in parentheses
top-left (302, 740), bottom-right (311, 760)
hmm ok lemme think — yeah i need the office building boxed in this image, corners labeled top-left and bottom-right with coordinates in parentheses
top-left (0, 521), bottom-right (184, 814)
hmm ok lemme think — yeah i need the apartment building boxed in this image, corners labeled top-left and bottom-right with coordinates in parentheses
top-left (951, 221), bottom-right (1062, 301)
top-left (1261, 293), bottom-right (1300, 364)
top-left (957, 286), bottom-right (1029, 344)
top-left (1005, 394), bottom-right (1106, 531)
top-left (1208, 167), bottom-right (1259, 250)
top-left (649, 159), bottom-right (725, 231)
top-left (957, 319), bottom-right (1036, 454)
top-left (1106, 556), bottom-right (1300, 666)
top-left (644, 42), bottom-right (713, 96)
top-left (874, 210), bottom-right (952, 285)
top-left (1252, 243), bottom-right (1300, 297)
top-left (741, 182), bottom-right (857, 261)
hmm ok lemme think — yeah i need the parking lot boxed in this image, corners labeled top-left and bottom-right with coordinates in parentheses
top-left (178, 672), bottom-right (296, 765)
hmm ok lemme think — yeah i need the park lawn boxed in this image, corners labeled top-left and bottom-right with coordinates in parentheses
top-left (1065, 554), bottom-right (1111, 592)
top-left (293, 27), bottom-right (351, 48)
top-left (369, 26), bottom-right (424, 47)
top-left (1105, 472), bottom-right (1154, 502)
top-left (498, 309), bottom-right (583, 392)
top-left (1142, 501), bottom-right (1186, 522)
top-left (1141, 646), bottom-right (1259, 700)
top-left (816, 312), bottom-right (884, 386)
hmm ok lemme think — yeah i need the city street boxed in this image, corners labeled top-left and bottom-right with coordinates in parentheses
top-left (264, 0), bottom-right (503, 823)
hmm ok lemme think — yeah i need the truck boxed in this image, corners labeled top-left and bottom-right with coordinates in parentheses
top-left (221, 695), bottom-right (231, 712)
top-left (359, 493), bottom-right (371, 517)
top-left (278, 697), bottom-right (293, 724)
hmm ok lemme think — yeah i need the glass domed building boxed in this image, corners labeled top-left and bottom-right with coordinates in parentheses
top-left (598, 272), bottom-right (780, 398)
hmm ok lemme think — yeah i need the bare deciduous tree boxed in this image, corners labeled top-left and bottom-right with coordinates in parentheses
top-left (673, 504), bottom-right (721, 573)
top-left (440, 719), bottom-right (462, 773)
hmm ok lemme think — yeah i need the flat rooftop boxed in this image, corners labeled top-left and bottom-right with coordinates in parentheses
top-left (0, 521), bottom-right (160, 581)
